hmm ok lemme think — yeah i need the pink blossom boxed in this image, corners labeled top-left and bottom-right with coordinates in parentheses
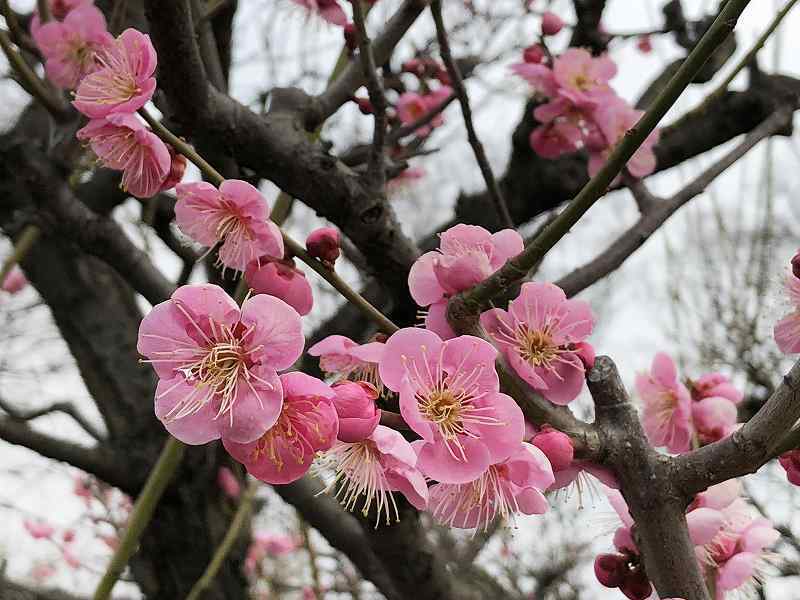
top-left (306, 226), bottom-right (340, 268)
top-left (689, 479), bottom-right (741, 512)
top-left (77, 114), bottom-right (170, 198)
top-left (386, 166), bottom-right (426, 195)
top-left (73, 28), bottom-right (157, 118)
top-left (522, 44), bottom-right (545, 65)
top-left (481, 282), bottom-right (595, 405)
top-left (552, 48), bottom-right (617, 108)
top-left (588, 100), bottom-right (659, 179)
top-left (29, 562), bottom-right (57, 583)
top-left (322, 425), bottom-right (428, 525)
top-left (29, 0), bottom-right (93, 37)
top-left (62, 547), bottom-right (81, 569)
top-left (396, 92), bottom-right (438, 137)
top-left (691, 396), bottom-right (737, 445)
top-left (331, 381), bottom-right (381, 442)
top-left (428, 443), bottom-right (553, 530)
top-left (137, 284), bottom-right (304, 445)
top-left (244, 258), bottom-right (313, 316)
top-left (246, 531), bottom-right (300, 571)
top-left (2, 266), bottom-right (28, 294)
top-left (690, 372), bottom-right (743, 405)
top-left (217, 466), bottom-right (242, 499)
top-left (159, 145), bottom-right (187, 192)
top-left (510, 62), bottom-right (558, 97)
top-left (289, 0), bottom-right (348, 27)
top-left (379, 328), bottom-right (525, 483)
top-left (409, 224), bottom-right (523, 338)
top-left (73, 475), bottom-right (93, 506)
top-left (774, 273), bottom-right (800, 354)
top-left (779, 449), bottom-right (800, 486)
top-left (32, 6), bottom-right (112, 90)
top-left (529, 120), bottom-right (583, 159)
top-left (175, 180), bottom-right (284, 272)
top-left (308, 334), bottom-right (386, 392)
top-left (540, 11), bottom-right (564, 36)
top-left (636, 353), bottom-right (693, 453)
top-left (224, 372), bottom-right (338, 484)
top-left (24, 520), bottom-right (55, 539)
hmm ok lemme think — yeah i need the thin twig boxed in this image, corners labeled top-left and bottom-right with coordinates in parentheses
top-left (0, 0), bottom-right (36, 54)
top-left (0, 395), bottom-right (105, 442)
top-left (452, 0), bottom-right (753, 317)
top-left (431, 0), bottom-right (513, 229)
top-left (299, 517), bottom-right (323, 600)
top-left (139, 107), bottom-right (399, 334)
top-left (184, 480), bottom-right (259, 600)
top-left (0, 225), bottom-right (40, 285)
top-left (350, 0), bottom-right (388, 189)
top-left (36, 0), bottom-right (50, 23)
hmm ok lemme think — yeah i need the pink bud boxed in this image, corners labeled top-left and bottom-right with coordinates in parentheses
top-left (620, 569), bottom-right (652, 600)
top-left (217, 466), bottom-right (242, 499)
top-left (792, 249), bottom-right (800, 280)
top-left (2, 266), bottom-right (28, 294)
top-left (522, 44), bottom-right (545, 64)
top-left (540, 11), bottom-right (564, 36)
top-left (306, 226), bottom-right (340, 268)
top-left (159, 145), bottom-right (187, 192)
top-left (780, 449), bottom-right (800, 486)
top-left (344, 23), bottom-right (357, 53)
top-left (574, 341), bottom-right (596, 370)
top-left (62, 529), bottom-right (75, 543)
top-left (62, 547), bottom-right (81, 569)
top-left (594, 553), bottom-right (626, 588)
top-left (636, 35), bottom-right (652, 54)
top-left (401, 58), bottom-right (425, 76)
top-left (24, 520), bottom-right (55, 540)
top-left (245, 257), bottom-right (313, 316)
top-left (531, 425), bottom-right (574, 471)
top-left (353, 96), bottom-right (374, 115)
top-left (332, 381), bottom-right (381, 442)
top-left (436, 68), bottom-right (451, 86)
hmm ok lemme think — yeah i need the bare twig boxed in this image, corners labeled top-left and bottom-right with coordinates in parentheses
top-left (0, 395), bottom-right (105, 441)
top-left (431, 0), bottom-right (513, 229)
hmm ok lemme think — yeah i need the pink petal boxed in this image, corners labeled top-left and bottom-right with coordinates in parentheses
top-left (415, 438), bottom-right (492, 484)
top-left (441, 334), bottom-right (499, 392)
top-left (239, 294), bottom-right (304, 371)
top-left (686, 507), bottom-right (725, 546)
top-left (154, 377), bottom-right (221, 444)
top-left (378, 327), bottom-right (442, 392)
top-left (469, 393), bottom-right (524, 463)
top-left (219, 365), bottom-right (283, 444)
top-left (717, 552), bottom-right (756, 591)
top-left (172, 284), bottom-right (241, 330)
top-left (424, 300), bottom-right (457, 340)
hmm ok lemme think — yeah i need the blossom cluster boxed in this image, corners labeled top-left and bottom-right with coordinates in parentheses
top-left (596, 481), bottom-right (778, 599)
top-left (31, 0), bottom-right (186, 198)
top-left (511, 46), bottom-right (659, 179)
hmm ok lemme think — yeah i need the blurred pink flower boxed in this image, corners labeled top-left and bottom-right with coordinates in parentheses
top-left (307, 334), bottom-right (385, 393)
top-left (175, 180), bottom-right (284, 272)
top-left (322, 425), bottom-right (428, 524)
top-left (481, 282), bottom-right (595, 405)
top-left (552, 48), bottom-right (616, 108)
top-left (77, 114), bottom-right (170, 198)
top-left (2, 266), bottom-right (28, 294)
top-left (636, 353), bottom-right (693, 453)
top-left (29, 0), bottom-right (93, 37)
top-left (540, 11), bottom-right (564, 36)
top-left (774, 269), bottom-right (800, 354)
top-left (690, 372), bottom-right (743, 405)
top-left (217, 466), bottom-right (242, 499)
top-left (290, 0), bottom-right (347, 26)
top-left (429, 443), bottom-right (553, 530)
top-left (379, 328), bottom-right (524, 483)
top-left (779, 449), bottom-right (800, 486)
top-left (244, 258), bottom-right (313, 316)
top-left (73, 28), bottom-right (157, 118)
top-left (224, 372), bottom-right (338, 484)
top-left (24, 520), bottom-right (55, 539)
top-left (691, 396), bottom-right (737, 445)
top-left (32, 5), bottom-right (112, 89)
top-left (588, 100), bottom-right (659, 179)
top-left (137, 284), bottom-right (304, 445)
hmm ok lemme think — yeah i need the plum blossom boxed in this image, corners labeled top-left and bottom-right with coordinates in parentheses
top-left (289, 0), bottom-right (348, 27)
top-left (77, 113), bottom-right (170, 198)
top-left (540, 11), bottom-right (564, 36)
top-left (552, 48), bottom-right (617, 108)
top-left (244, 257), bottom-right (313, 316)
top-left (224, 372), bottom-right (338, 484)
top-left (217, 466), bottom-right (241, 499)
top-left (32, 5), bottom-right (112, 90)
top-left (689, 372), bottom-right (743, 405)
top-left (428, 443), bottom-right (554, 530)
top-left (137, 284), bottom-right (304, 445)
top-left (2, 266), bottom-right (28, 294)
top-left (24, 520), bottom-right (55, 539)
top-left (73, 28), bottom-right (157, 118)
top-left (321, 425), bottom-right (428, 525)
top-left (691, 396), bottom-right (737, 445)
top-left (481, 282), bottom-right (595, 405)
top-left (307, 334), bottom-right (386, 393)
top-left (379, 328), bottom-right (525, 483)
top-left (29, 0), bottom-right (93, 37)
top-left (396, 86), bottom-right (453, 137)
top-left (636, 353), bottom-right (693, 453)
top-left (175, 180), bottom-right (284, 272)
top-left (779, 449), bottom-right (800, 486)
top-left (306, 226), bottom-right (340, 268)
top-left (409, 224), bottom-right (523, 339)
top-left (331, 381), bottom-right (381, 442)
top-left (588, 100), bottom-right (659, 179)
top-left (774, 255), bottom-right (800, 354)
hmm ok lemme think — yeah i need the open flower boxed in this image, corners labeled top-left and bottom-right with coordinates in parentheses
top-left (307, 334), bottom-right (385, 392)
top-left (24, 520), bottom-right (55, 540)
top-left (691, 396), bottom-right (737, 445)
top-left (428, 443), bottom-right (553, 530)
top-left (175, 180), bottom-right (284, 272)
top-left (224, 372), bottom-right (338, 484)
top-left (321, 425), bottom-right (428, 525)
top-left (379, 328), bottom-right (524, 483)
top-left (481, 282), bottom-right (595, 405)
top-left (137, 284), bottom-right (304, 445)
top-left (588, 100), bottom-right (659, 179)
top-left (77, 113), bottom-right (170, 198)
top-left (690, 372), bottom-right (743, 405)
top-left (32, 5), bottom-right (112, 90)
top-left (29, 0), bottom-right (93, 37)
top-left (774, 267), bottom-right (800, 354)
top-left (409, 224), bottom-right (523, 339)
top-left (552, 48), bottom-right (616, 108)
top-left (636, 353), bottom-right (692, 453)
top-left (73, 28), bottom-right (157, 118)
top-left (244, 257), bottom-right (313, 316)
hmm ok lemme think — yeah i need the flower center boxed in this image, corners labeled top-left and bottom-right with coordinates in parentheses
top-left (517, 327), bottom-right (558, 367)
top-left (183, 341), bottom-right (246, 414)
top-left (420, 389), bottom-right (463, 431)
top-left (251, 399), bottom-right (325, 471)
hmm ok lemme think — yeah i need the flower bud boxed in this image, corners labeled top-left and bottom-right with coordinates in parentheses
top-left (620, 568), bottom-right (652, 600)
top-left (217, 466), bottom-right (242, 499)
top-left (594, 553), bottom-right (626, 588)
top-left (344, 22), bottom-right (358, 53)
top-left (541, 11), bottom-right (564, 36)
top-left (332, 381), bottom-right (381, 442)
top-left (1, 265), bottom-right (27, 294)
top-left (522, 44), bottom-right (545, 64)
top-left (245, 257), bottom-right (314, 316)
top-left (531, 425), bottom-right (574, 471)
top-left (159, 145), bottom-right (187, 192)
top-left (792, 249), bottom-right (800, 279)
top-left (306, 226), bottom-right (341, 268)
top-left (353, 96), bottom-right (374, 115)
top-left (636, 35), bottom-right (652, 54)
top-left (574, 341), bottom-right (596, 370)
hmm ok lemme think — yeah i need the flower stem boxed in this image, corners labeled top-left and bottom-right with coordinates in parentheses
top-left (93, 437), bottom-right (186, 600)
top-left (184, 480), bottom-right (259, 600)
top-left (138, 108), bottom-right (399, 334)
top-left (0, 225), bottom-right (40, 284)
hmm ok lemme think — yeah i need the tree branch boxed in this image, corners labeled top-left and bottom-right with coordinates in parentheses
top-left (0, 395), bottom-right (105, 442)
